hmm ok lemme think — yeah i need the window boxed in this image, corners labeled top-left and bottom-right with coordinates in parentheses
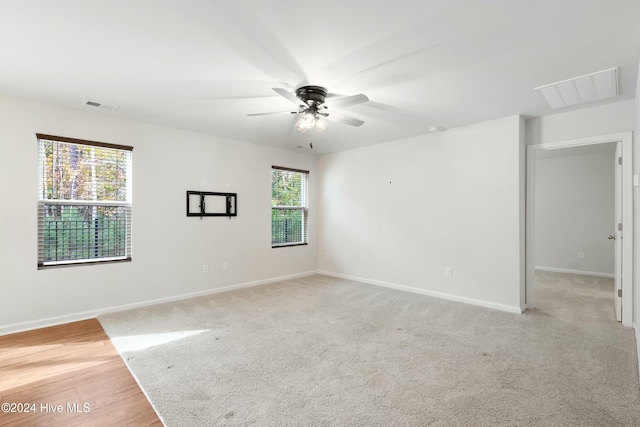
top-left (37, 134), bottom-right (133, 268)
top-left (272, 166), bottom-right (308, 247)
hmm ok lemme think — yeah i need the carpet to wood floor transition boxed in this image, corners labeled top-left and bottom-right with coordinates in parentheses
top-left (0, 318), bottom-right (161, 427)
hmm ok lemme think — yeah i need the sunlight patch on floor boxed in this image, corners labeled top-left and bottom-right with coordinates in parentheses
top-left (111, 330), bottom-right (209, 352)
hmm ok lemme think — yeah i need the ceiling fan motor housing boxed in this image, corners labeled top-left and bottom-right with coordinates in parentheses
top-left (295, 85), bottom-right (327, 106)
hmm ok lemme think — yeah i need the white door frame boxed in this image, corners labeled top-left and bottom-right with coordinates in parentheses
top-left (526, 131), bottom-right (634, 327)
top-left (614, 142), bottom-right (623, 321)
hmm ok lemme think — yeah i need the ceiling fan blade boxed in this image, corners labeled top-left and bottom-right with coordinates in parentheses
top-left (193, 3), bottom-right (308, 85)
top-left (247, 111), bottom-right (294, 116)
top-left (325, 93), bottom-right (369, 108)
top-left (273, 88), bottom-right (306, 106)
top-left (322, 111), bottom-right (364, 127)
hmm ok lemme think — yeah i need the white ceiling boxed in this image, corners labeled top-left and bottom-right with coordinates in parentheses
top-left (1, 0), bottom-right (639, 155)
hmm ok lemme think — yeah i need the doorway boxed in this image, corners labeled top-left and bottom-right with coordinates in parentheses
top-left (526, 132), bottom-right (633, 327)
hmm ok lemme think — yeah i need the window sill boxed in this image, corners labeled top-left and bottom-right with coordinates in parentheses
top-left (271, 243), bottom-right (308, 249)
top-left (38, 257), bottom-right (132, 270)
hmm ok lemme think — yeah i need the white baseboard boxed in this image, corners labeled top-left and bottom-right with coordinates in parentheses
top-left (535, 266), bottom-right (614, 278)
top-left (0, 271), bottom-right (318, 336)
top-left (317, 270), bottom-right (524, 314)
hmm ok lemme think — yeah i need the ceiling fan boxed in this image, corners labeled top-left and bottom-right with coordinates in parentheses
top-left (247, 85), bottom-right (369, 133)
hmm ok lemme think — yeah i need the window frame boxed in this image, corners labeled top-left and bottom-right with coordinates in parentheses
top-left (36, 134), bottom-right (133, 269)
top-left (271, 166), bottom-right (309, 248)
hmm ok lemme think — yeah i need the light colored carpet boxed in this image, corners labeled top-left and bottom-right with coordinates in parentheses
top-left (98, 273), bottom-right (640, 426)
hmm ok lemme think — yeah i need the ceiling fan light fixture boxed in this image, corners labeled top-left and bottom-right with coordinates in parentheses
top-left (295, 115), bottom-right (311, 132)
top-left (302, 112), bottom-right (315, 128)
top-left (294, 116), bottom-right (307, 132)
top-left (316, 118), bottom-right (327, 132)
top-left (296, 112), bottom-right (318, 132)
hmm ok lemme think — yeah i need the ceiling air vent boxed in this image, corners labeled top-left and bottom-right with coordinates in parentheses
top-left (534, 67), bottom-right (618, 110)
top-left (83, 100), bottom-right (118, 111)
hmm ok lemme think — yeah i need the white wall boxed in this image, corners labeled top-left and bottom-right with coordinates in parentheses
top-left (318, 116), bottom-right (525, 312)
top-left (535, 150), bottom-right (615, 275)
top-left (0, 96), bottom-right (318, 333)
top-left (526, 99), bottom-right (636, 145)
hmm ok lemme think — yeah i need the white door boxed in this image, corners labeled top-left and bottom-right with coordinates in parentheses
top-left (613, 142), bottom-right (622, 322)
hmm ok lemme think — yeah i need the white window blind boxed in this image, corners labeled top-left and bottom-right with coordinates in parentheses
top-left (37, 134), bottom-right (133, 268)
top-left (271, 166), bottom-right (309, 247)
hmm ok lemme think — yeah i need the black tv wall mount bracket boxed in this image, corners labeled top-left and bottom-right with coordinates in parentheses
top-left (186, 191), bottom-right (237, 218)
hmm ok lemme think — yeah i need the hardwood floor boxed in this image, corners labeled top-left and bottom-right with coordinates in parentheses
top-left (0, 319), bottom-right (162, 426)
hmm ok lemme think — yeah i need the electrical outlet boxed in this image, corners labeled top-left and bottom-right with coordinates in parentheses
top-left (222, 261), bottom-right (229, 271)
top-left (578, 251), bottom-right (585, 259)
top-left (202, 264), bottom-right (209, 273)
top-left (444, 267), bottom-right (452, 278)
